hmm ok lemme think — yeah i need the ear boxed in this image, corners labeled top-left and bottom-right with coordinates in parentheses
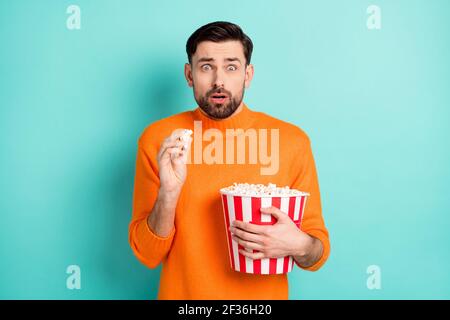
top-left (184, 63), bottom-right (193, 87)
top-left (244, 64), bottom-right (254, 89)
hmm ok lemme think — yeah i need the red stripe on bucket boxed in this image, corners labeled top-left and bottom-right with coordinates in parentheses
top-left (271, 197), bottom-right (281, 223)
top-left (251, 197), bottom-right (261, 275)
top-left (269, 197), bottom-right (281, 274)
top-left (222, 194), bottom-right (235, 270)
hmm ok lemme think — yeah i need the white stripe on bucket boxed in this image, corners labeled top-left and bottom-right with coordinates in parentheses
top-left (261, 258), bottom-right (270, 274)
top-left (241, 196), bottom-right (253, 273)
top-left (261, 197), bottom-right (272, 222)
top-left (280, 197), bottom-right (290, 216)
top-left (227, 194), bottom-right (240, 272)
top-left (294, 196), bottom-right (301, 221)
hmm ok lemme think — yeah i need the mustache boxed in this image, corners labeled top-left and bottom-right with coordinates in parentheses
top-left (206, 88), bottom-right (232, 97)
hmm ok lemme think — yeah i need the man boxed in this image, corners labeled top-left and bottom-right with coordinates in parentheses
top-left (129, 21), bottom-right (330, 299)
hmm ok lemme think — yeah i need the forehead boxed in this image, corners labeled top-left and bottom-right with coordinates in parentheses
top-left (193, 40), bottom-right (245, 63)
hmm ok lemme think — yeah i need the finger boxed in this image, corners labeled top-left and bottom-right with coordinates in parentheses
top-left (161, 146), bottom-right (183, 162)
top-left (231, 220), bottom-right (268, 235)
top-left (260, 206), bottom-right (287, 221)
top-left (157, 138), bottom-right (174, 160)
top-left (157, 133), bottom-right (188, 154)
top-left (171, 135), bottom-right (193, 155)
top-left (177, 136), bottom-right (192, 153)
top-left (231, 234), bottom-right (264, 251)
top-left (229, 226), bottom-right (265, 243)
top-left (172, 149), bottom-right (189, 165)
top-left (238, 249), bottom-right (265, 260)
top-left (171, 129), bottom-right (193, 144)
top-left (170, 128), bottom-right (187, 141)
top-left (163, 147), bottom-right (183, 163)
top-left (158, 140), bottom-right (185, 161)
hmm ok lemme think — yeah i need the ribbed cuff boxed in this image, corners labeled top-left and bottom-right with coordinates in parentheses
top-left (135, 218), bottom-right (176, 255)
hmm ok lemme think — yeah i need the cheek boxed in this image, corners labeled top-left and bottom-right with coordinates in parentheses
top-left (193, 74), bottom-right (211, 91)
top-left (229, 74), bottom-right (246, 92)
top-left (193, 71), bottom-right (212, 84)
top-left (193, 84), bottom-right (208, 100)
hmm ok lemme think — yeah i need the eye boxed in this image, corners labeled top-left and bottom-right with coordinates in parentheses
top-left (227, 65), bottom-right (237, 71)
top-left (201, 64), bottom-right (212, 71)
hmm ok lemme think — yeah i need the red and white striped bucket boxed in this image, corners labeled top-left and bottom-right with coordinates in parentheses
top-left (220, 190), bottom-right (309, 274)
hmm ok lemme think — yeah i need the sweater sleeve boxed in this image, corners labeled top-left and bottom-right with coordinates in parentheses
top-left (290, 135), bottom-right (330, 272)
top-left (128, 139), bottom-right (176, 269)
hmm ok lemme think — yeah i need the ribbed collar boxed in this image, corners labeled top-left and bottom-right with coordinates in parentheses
top-left (191, 102), bottom-right (256, 131)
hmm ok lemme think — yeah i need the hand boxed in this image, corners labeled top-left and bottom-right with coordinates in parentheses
top-left (229, 206), bottom-right (314, 259)
top-left (156, 129), bottom-right (192, 195)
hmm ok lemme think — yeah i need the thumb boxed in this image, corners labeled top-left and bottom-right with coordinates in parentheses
top-left (260, 206), bottom-right (288, 222)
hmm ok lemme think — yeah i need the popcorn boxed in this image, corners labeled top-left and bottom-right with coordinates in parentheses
top-left (167, 129), bottom-right (193, 161)
top-left (220, 182), bottom-right (308, 197)
top-left (178, 129), bottom-right (193, 150)
top-left (180, 129), bottom-right (193, 141)
top-left (219, 183), bottom-right (310, 274)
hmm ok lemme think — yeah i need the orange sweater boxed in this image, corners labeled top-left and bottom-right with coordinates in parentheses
top-left (129, 103), bottom-right (330, 299)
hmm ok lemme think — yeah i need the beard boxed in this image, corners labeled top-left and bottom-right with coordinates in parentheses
top-left (195, 85), bottom-right (245, 119)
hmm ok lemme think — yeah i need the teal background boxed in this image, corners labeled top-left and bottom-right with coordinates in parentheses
top-left (1, 0), bottom-right (449, 299)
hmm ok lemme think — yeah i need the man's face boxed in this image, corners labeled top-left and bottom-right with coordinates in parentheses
top-left (185, 40), bottom-right (254, 119)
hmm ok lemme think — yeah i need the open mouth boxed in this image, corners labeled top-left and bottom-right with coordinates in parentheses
top-left (209, 93), bottom-right (229, 104)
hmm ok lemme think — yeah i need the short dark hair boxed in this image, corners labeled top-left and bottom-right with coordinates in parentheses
top-left (186, 21), bottom-right (253, 65)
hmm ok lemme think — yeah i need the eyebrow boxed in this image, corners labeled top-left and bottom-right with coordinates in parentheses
top-left (197, 57), bottom-right (214, 63)
top-left (225, 57), bottom-right (242, 64)
top-left (196, 57), bottom-right (242, 64)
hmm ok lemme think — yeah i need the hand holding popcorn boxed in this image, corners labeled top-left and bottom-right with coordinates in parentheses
top-left (157, 128), bottom-right (193, 194)
top-left (230, 207), bottom-right (314, 260)
top-left (220, 183), bottom-right (314, 274)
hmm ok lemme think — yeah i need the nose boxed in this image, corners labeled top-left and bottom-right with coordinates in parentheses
top-left (212, 68), bottom-right (225, 88)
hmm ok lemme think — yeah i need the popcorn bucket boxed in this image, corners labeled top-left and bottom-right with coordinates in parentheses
top-left (220, 186), bottom-right (309, 274)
